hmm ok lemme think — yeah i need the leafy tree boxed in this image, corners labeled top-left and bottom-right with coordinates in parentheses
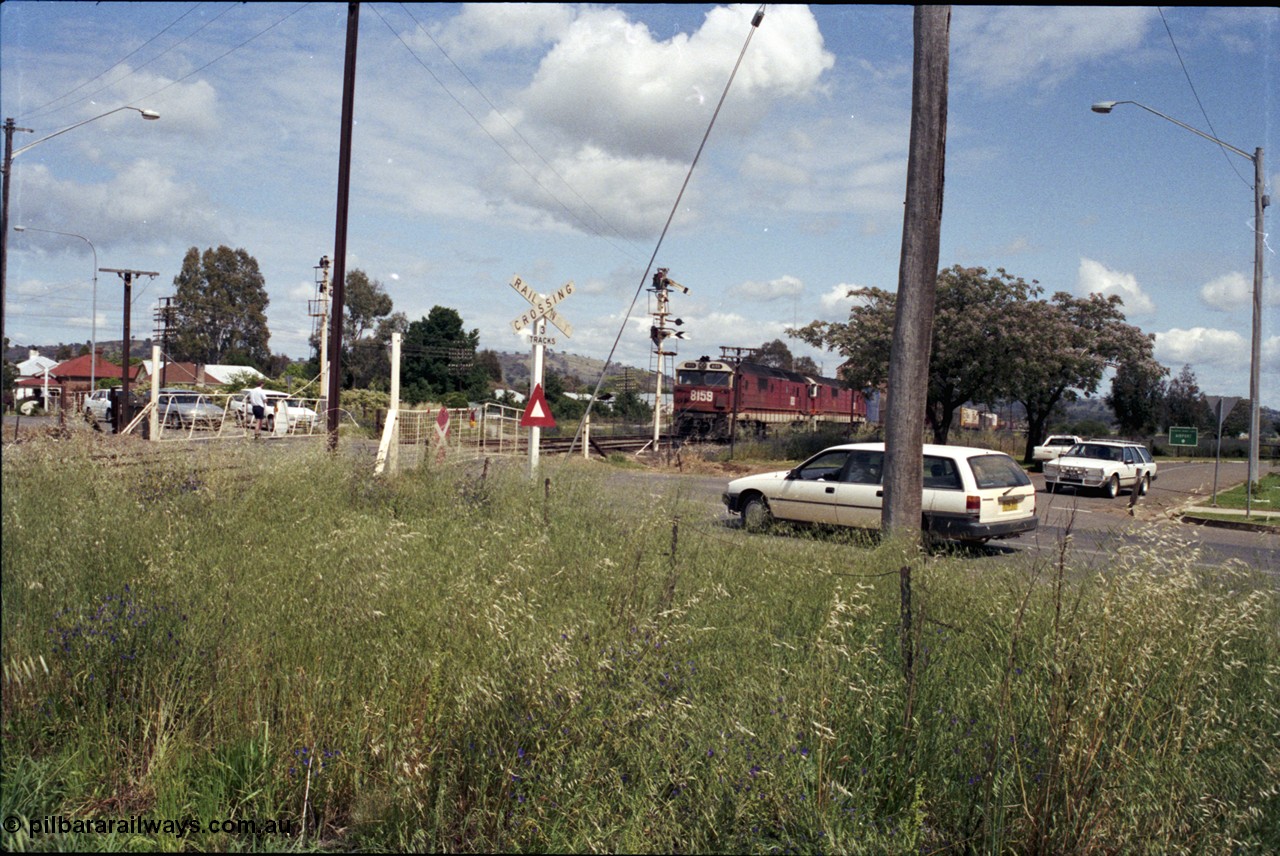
top-left (610, 388), bottom-right (652, 421)
top-left (1002, 292), bottom-right (1154, 462)
top-left (340, 270), bottom-right (401, 390)
top-left (1165, 365), bottom-right (1212, 430)
top-left (791, 266), bottom-right (1036, 442)
top-left (543, 370), bottom-right (585, 421)
top-left (792, 355), bottom-right (821, 375)
top-left (476, 349), bottom-right (504, 385)
top-left (401, 306), bottom-right (487, 403)
top-left (756, 339), bottom-right (794, 370)
top-left (343, 270), bottom-right (393, 343)
top-left (1106, 356), bottom-right (1167, 436)
top-left (1219, 399), bottom-right (1250, 438)
top-left (221, 368), bottom-right (269, 392)
top-left (170, 246), bottom-right (271, 368)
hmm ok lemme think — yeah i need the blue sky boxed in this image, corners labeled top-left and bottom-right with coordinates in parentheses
top-left (2, 4), bottom-right (1276, 405)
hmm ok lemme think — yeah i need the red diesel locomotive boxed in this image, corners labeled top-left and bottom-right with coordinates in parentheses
top-left (673, 357), bottom-right (867, 440)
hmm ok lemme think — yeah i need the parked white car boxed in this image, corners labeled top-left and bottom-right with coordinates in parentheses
top-left (84, 389), bottom-right (113, 422)
top-left (228, 390), bottom-right (319, 432)
top-left (722, 442), bottom-right (1038, 545)
top-left (1042, 440), bottom-right (1157, 498)
top-left (1032, 434), bottom-right (1086, 469)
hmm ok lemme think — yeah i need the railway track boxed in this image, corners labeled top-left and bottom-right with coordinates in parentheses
top-left (475, 433), bottom-right (674, 457)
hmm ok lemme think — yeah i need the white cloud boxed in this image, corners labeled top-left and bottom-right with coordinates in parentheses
top-left (516, 5), bottom-right (833, 162)
top-left (1154, 327), bottom-right (1247, 368)
top-left (433, 3), bottom-right (575, 58)
top-left (1199, 271), bottom-right (1251, 311)
top-left (953, 7), bottom-right (1156, 92)
top-left (1076, 257), bottom-right (1155, 315)
top-left (1199, 271), bottom-right (1279, 311)
top-left (820, 283), bottom-right (869, 311)
top-left (18, 160), bottom-right (223, 247)
top-left (732, 274), bottom-right (803, 301)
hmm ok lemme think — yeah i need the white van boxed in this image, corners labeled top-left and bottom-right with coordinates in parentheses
top-left (722, 442), bottom-right (1037, 545)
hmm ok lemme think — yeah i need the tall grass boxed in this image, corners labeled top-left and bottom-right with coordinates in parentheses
top-left (3, 436), bottom-right (1277, 852)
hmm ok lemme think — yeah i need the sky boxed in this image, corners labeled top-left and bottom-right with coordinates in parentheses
top-left (2, 3), bottom-right (1277, 406)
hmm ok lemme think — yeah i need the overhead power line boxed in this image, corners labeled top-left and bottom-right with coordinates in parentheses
top-left (1157, 7), bottom-right (1250, 190)
top-left (19, 2), bottom-right (207, 123)
top-left (567, 4), bottom-right (767, 457)
top-left (367, 2), bottom-right (645, 263)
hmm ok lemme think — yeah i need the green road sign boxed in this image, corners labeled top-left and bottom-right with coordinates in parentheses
top-left (1168, 426), bottom-right (1198, 446)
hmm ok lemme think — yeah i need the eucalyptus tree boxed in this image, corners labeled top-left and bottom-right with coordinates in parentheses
top-left (170, 246), bottom-right (270, 368)
top-left (1106, 355), bottom-right (1167, 436)
top-left (1003, 292), bottom-right (1154, 462)
top-left (1165, 364), bottom-right (1213, 430)
top-left (790, 266), bottom-right (1034, 442)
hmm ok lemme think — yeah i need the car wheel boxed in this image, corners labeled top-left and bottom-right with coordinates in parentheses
top-left (742, 496), bottom-right (773, 532)
top-left (1137, 473), bottom-right (1150, 496)
top-left (1104, 474), bottom-right (1120, 499)
top-left (1045, 480), bottom-right (1058, 494)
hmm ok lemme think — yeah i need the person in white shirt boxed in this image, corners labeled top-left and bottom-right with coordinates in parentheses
top-left (247, 382), bottom-right (268, 438)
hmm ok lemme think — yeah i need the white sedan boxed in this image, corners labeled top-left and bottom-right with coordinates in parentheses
top-left (229, 391), bottom-right (320, 432)
top-left (723, 442), bottom-right (1038, 545)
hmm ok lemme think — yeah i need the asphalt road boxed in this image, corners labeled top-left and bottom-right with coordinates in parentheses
top-left (646, 459), bottom-right (1279, 577)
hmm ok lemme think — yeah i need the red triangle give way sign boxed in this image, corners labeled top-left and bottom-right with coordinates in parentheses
top-left (520, 383), bottom-right (557, 428)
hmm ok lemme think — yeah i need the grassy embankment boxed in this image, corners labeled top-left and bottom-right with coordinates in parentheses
top-left (2, 437), bottom-right (1277, 852)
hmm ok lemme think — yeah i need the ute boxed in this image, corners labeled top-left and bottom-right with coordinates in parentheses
top-left (1032, 434), bottom-right (1085, 470)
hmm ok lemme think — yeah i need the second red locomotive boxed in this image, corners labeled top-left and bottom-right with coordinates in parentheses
top-left (673, 356), bottom-right (867, 440)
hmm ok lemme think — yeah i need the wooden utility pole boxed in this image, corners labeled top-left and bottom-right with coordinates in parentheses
top-left (882, 6), bottom-right (950, 541)
top-left (326, 1), bottom-right (360, 449)
top-left (100, 267), bottom-right (159, 432)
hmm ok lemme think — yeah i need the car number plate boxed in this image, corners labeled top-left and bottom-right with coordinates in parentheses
top-left (999, 497), bottom-right (1020, 511)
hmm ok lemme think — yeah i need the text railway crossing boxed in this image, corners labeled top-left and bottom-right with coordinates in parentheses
top-left (508, 274), bottom-right (577, 474)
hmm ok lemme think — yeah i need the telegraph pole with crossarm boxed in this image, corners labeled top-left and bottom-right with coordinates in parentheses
top-left (100, 267), bottom-right (158, 432)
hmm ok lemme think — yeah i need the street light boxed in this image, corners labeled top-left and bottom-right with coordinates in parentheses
top-left (1093, 99), bottom-right (1269, 515)
top-left (13, 226), bottom-right (98, 391)
top-left (1, 106), bottom-right (158, 367)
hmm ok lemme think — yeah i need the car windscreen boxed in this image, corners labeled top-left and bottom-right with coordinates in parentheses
top-left (968, 454), bottom-right (1031, 489)
top-left (1069, 444), bottom-right (1119, 461)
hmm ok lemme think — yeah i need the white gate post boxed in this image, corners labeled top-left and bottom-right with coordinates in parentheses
top-left (149, 343), bottom-right (161, 440)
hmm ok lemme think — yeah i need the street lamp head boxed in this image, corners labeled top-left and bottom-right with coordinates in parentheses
top-left (1091, 101), bottom-right (1117, 114)
top-left (138, 109), bottom-right (160, 120)
top-left (13, 226), bottom-right (25, 232)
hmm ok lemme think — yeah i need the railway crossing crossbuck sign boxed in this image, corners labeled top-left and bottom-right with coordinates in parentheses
top-left (508, 274), bottom-right (576, 474)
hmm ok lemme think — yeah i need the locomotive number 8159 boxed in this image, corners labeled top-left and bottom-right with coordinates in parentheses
top-left (672, 357), bottom-right (867, 441)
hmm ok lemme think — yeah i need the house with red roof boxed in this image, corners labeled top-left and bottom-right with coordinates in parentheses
top-left (45, 353), bottom-right (147, 412)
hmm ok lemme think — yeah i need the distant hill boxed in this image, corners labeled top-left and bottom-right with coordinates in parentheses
top-left (494, 350), bottom-right (660, 393)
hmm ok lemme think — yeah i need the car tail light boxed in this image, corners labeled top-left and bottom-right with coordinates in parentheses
top-left (966, 495), bottom-right (981, 516)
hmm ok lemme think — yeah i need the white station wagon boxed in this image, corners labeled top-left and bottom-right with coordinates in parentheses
top-left (1042, 440), bottom-right (1157, 498)
top-left (723, 442), bottom-right (1038, 545)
